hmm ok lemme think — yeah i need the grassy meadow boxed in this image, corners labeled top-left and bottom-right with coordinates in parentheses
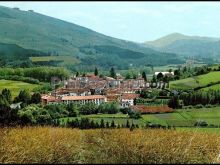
top-left (59, 106), bottom-right (220, 128)
top-left (0, 79), bottom-right (40, 98)
top-left (0, 127), bottom-right (220, 164)
top-left (30, 55), bottom-right (80, 65)
top-left (169, 71), bottom-right (220, 90)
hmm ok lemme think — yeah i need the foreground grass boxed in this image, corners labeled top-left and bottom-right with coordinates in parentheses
top-left (0, 127), bottom-right (220, 164)
top-left (0, 79), bottom-right (40, 98)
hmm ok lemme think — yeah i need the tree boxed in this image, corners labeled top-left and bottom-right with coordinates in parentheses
top-left (174, 69), bottom-right (180, 76)
top-left (90, 120), bottom-right (95, 128)
top-left (67, 103), bottom-right (79, 117)
top-left (94, 67), bottom-right (98, 76)
top-left (14, 90), bottom-right (31, 107)
top-left (125, 72), bottom-right (131, 79)
top-left (106, 121), bottom-right (110, 128)
top-left (157, 72), bottom-right (164, 81)
top-left (142, 71), bottom-right (147, 81)
top-left (79, 118), bottom-right (90, 129)
top-left (151, 75), bottom-right (157, 83)
top-left (163, 75), bottom-right (169, 83)
top-left (2, 88), bottom-right (12, 104)
top-left (126, 120), bottom-right (130, 128)
top-left (128, 110), bottom-right (142, 119)
top-left (110, 120), bottom-right (116, 128)
top-left (31, 92), bottom-right (41, 104)
top-left (76, 71), bottom-right (79, 77)
top-left (168, 95), bottom-right (181, 109)
top-left (0, 94), bottom-right (13, 125)
top-left (100, 119), bottom-right (105, 128)
top-left (110, 67), bottom-right (116, 78)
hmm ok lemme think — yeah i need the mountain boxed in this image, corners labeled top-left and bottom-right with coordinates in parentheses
top-left (0, 5), bottom-right (184, 70)
top-left (144, 33), bottom-right (220, 59)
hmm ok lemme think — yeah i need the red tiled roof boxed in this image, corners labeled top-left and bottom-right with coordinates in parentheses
top-left (62, 95), bottom-right (106, 101)
top-left (121, 93), bottom-right (140, 100)
top-left (41, 95), bottom-right (61, 102)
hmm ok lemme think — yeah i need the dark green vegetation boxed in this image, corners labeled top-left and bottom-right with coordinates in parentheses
top-left (0, 67), bottom-right (70, 82)
top-left (0, 5), bottom-right (184, 70)
top-left (0, 88), bottom-right (141, 127)
top-left (145, 33), bottom-right (220, 63)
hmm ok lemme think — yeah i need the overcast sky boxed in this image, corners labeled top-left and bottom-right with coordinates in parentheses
top-left (1, 1), bottom-right (220, 42)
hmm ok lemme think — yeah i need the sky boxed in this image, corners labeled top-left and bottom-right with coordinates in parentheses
top-left (1, 1), bottom-right (220, 43)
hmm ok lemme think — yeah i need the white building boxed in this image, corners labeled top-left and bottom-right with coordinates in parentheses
top-left (155, 72), bottom-right (174, 76)
top-left (120, 93), bottom-right (140, 108)
top-left (61, 95), bottom-right (107, 105)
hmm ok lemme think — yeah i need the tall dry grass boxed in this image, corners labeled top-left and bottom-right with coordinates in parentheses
top-left (0, 127), bottom-right (220, 164)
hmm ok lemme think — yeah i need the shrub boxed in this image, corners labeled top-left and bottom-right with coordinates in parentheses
top-left (205, 104), bottom-right (213, 108)
top-left (194, 120), bottom-right (208, 127)
top-left (195, 104), bottom-right (204, 109)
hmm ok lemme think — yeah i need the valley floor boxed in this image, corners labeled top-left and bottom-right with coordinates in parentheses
top-left (60, 106), bottom-right (220, 129)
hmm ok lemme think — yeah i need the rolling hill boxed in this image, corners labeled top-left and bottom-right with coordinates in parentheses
top-left (169, 71), bottom-right (220, 90)
top-left (144, 33), bottom-right (220, 60)
top-left (0, 5), bottom-right (184, 69)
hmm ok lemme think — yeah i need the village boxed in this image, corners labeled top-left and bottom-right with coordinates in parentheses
top-left (41, 71), bottom-right (174, 112)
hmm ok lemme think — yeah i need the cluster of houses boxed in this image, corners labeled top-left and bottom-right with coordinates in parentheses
top-left (41, 72), bottom-right (172, 108)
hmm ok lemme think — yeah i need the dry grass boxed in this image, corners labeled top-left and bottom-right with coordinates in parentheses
top-left (0, 127), bottom-right (220, 164)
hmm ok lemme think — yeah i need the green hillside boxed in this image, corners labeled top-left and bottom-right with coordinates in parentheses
top-left (0, 79), bottom-right (40, 98)
top-left (169, 71), bottom-right (220, 90)
top-left (0, 5), bottom-right (184, 69)
top-left (201, 84), bottom-right (220, 91)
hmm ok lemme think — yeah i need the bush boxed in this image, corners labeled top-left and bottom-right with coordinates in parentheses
top-left (195, 104), bottom-right (204, 109)
top-left (120, 107), bottom-right (130, 114)
top-left (184, 105), bottom-right (193, 109)
top-left (0, 75), bottom-right (39, 84)
top-left (205, 104), bottom-right (213, 108)
top-left (194, 120), bottom-right (208, 127)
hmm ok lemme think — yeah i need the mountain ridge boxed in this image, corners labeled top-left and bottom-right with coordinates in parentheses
top-left (144, 33), bottom-right (220, 59)
top-left (0, 5), bottom-right (183, 69)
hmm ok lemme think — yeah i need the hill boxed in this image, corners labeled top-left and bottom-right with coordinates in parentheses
top-left (144, 33), bottom-right (220, 60)
top-left (169, 71), bottom-right (220, 90)
top-left (0, 6), bottom-right (184, 69)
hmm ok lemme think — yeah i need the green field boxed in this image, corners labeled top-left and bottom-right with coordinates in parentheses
top-left (60, 106), bottom-right (220, 129)
top-left (142, 107), bottom-right (220, 127)
top-left (0, 79), bottom-right (40, 98)
top-left (200, 83), bottom-right (220, 91)
top-left (169, 71), bottom-right (220, 90)
top-left (30, 56), bottom-right (80, 65)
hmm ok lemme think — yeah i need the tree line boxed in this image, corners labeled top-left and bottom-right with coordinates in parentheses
top-left (0, 67), bottom-right (70, 82)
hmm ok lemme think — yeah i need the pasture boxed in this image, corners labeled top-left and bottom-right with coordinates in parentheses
top-left (169, 71), bottom-right (220, 90)
top-left (0, 79), bottom-right (40, 98)
top-left (60, 106), bottom-right (220, 128)
top-left (30, 55), bottom-right (80, 65)
top-left (200, 83), bottom-right (220, 91)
